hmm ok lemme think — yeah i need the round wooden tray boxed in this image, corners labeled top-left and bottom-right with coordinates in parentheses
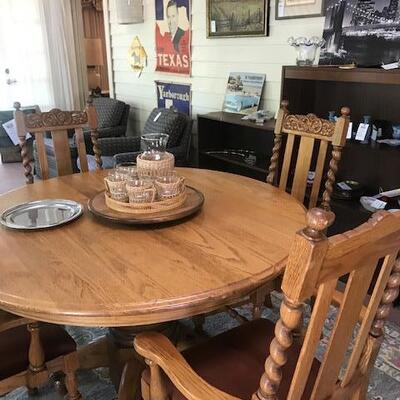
top-left (88, 186), bottom-right (204, 225)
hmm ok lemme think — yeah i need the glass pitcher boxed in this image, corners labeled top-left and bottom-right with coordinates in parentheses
top-left (141, 133), bottom-right (169, 161)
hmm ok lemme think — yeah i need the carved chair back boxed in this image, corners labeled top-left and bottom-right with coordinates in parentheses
top-left (267, 101), bottom-right (350, 210)
top-left (14, 98), bottom-right (101, 184)
top-left (257, 208), bottom-right (400, 400)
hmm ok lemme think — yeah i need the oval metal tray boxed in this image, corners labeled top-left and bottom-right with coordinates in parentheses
top-left (0, 199), bottom-right (83, 230)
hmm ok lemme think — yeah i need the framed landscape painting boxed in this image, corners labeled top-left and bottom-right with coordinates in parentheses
top-left (207, 0), bottom-right (269, 37)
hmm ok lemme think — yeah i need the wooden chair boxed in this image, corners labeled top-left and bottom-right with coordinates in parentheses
top-left (7, 100), bottom-right (100, 398)
top-left (246, 100), bottom-right (351, 318)
top-left (267, 100), bottom-right (350, 211)
top-left (0, 310), bottom-right (81, 399)
top-left (134, 208), bottom-right (400, 400)
top-left (14, 97), bottom-right (102, 184)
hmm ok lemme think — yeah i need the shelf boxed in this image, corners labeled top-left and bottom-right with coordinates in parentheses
top-left (198, 112), bottom-right (276, 132)
top-left (283, 66), bottom-right (400, 85)
top-left (201, 151), bottom-right (267, 174)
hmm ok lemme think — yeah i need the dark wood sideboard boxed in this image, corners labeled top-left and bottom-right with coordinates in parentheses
top-left (198, 66), bottom-right (400, 238)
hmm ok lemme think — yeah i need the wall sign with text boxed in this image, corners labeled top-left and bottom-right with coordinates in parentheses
top-left (155, 0), bottom-right (191, 75)
top-left (155, 81), bottom-right (191, 115)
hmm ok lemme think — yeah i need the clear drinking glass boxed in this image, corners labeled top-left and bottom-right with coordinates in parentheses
top-left (155, 172), bottom-right (185, 200)
top-left (126, 177), bottom-right (156, 203)
top-left (104, 173), bottom-right (128, 202)
top-left (141, 133), bottom-right (169, 161)
top-left (115, 162), bottom-right (138, 180)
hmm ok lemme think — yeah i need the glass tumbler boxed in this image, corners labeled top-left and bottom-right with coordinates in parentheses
top-left (126, 178), bottom-right (156, 204)
top-left (115, 162), bottom-right (138, 180)
top-left (104, 173), bottom-right (128, 202)
top-left (155, 173), bottom-right (185, 200)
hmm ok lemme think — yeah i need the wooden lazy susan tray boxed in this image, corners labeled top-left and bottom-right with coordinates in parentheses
top-left (88, 186), bottom-right (204, 225)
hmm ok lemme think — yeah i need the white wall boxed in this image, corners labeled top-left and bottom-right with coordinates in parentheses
top-left (106, 0), bottom-right (324, 143)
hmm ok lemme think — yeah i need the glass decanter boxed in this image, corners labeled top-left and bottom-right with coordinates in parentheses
top-left (141, 133), bottom-right (169, 161)
top-left (288, 37), bottom-right (326, 66)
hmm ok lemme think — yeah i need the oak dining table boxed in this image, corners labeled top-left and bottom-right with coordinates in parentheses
top-left (0, 168), bottom-right (306, 399)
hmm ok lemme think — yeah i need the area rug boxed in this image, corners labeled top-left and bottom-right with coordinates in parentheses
top-left (5, 295), bottom-right (400, 400)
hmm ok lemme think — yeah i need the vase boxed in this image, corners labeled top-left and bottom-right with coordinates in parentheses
top-left (288, 37), bottom-right (325, 66)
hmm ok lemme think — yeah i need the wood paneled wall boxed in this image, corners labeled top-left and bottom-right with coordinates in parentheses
top-left (82, 0), bottom-right (109, 92)
top-left (106, 0), bottom-right (324, 140)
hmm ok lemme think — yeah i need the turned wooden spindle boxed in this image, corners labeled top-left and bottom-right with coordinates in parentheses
top-left (321, 107), bottom-right (350, 211)
top-left (253, 208), bottom-right (330, 400)
top-left (14, 102), bottom-right (33, 184)
top-left (266, 100), bottom-right (289, 185)
top-left (86, 96), bottom-right (102, 169)
top-left (370, 257), bottom-right (400, 338)
top-left (26, 322), bottom-right (45, 394)
top-left (27, 322), bottom-right (45, 373)
top-left (146, 358), bottom-right (169, 400)
top-left (65, 372), bottom-right (82, 400)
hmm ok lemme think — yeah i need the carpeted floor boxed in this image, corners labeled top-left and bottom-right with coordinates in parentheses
top-left (4, 294), bottom-right (400, 400)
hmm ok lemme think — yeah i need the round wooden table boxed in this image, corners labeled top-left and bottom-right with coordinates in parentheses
top-left (0, 168), bottom-right (306, 396)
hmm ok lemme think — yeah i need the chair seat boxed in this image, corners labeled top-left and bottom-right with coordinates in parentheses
top-left (0, 323), bottom-right (76, 380)
top-left (142, 319), bottom-right (320, 400)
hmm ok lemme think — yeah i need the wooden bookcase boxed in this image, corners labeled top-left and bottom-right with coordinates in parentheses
top-left (198, 66), bottom-right (400, 235)
top-left (198, 112), bottom-right (275, 181)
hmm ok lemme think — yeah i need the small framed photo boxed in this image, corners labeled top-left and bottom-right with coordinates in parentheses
top-left (207, 0), bottom-right (269, 38)
top-left (276, 0), bottom-right (325, 20)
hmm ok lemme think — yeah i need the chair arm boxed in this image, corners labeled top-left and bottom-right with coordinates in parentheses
top-left (0, 310), bottom-right (34, 333)
top-left (98, 126), bottom-right (126, 138)
top-left (98, 136), bottom-right (141, 157)
top-left (134, 332), bottom-right (241, 400)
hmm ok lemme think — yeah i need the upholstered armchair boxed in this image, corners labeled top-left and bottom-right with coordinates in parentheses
top-left (0, 106), bottom-right (39, 163)
top-left (98, 108), bottom-right (193, 168)
top-left (83, 97), bottom-right (130, 154)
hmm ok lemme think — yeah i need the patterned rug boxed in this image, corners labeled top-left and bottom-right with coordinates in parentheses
top-left (5, 295), bottom-right (400, 400)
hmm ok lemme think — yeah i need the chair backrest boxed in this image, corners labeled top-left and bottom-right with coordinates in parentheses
top-left (255, 208), bottom-right (400, 400)
top-left (143, 108), bottom-right (189, 148)
top-left (267, 100), bottom-right (350, 210)
top-left (14, 98), bottom-right (101, 184)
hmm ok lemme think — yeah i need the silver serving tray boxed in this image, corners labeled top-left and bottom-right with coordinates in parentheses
top-left (0, 199), bottom-right (83, 230)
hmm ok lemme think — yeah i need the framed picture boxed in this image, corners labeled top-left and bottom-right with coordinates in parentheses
top-left (319, 0), bottom-right (400, 67)
top-left (275, 0), bottom-right (325, 20)
top-left (207, 0), bottom-right (269, 38)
